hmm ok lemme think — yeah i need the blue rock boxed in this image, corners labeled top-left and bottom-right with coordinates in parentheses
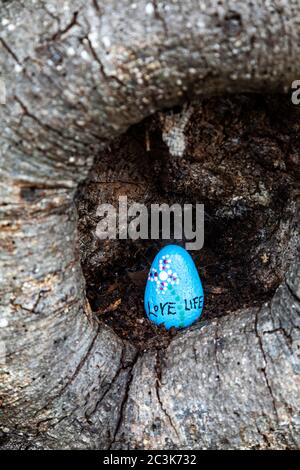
top-left (144, 244), bottom-right (204, 329)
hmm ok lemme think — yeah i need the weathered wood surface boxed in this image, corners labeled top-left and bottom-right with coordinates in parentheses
top-left (0, 0), bottom-right (299, 449)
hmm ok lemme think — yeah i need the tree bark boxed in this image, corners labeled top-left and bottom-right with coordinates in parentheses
top-left (0, 0), bottom-right (299, 449)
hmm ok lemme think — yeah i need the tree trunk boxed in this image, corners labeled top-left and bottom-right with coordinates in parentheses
top-left (0, 0), bottom-right (299, 449)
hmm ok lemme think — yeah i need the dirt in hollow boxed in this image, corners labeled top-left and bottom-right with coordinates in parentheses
top-left (75, 94), bottom-right (300, 350)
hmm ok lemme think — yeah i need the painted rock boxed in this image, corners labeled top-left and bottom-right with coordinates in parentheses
top-left (144, 245), bottom-right (204, 329)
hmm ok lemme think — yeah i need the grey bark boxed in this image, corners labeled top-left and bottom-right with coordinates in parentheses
top-left (0, 0), bottom-right (299, 449)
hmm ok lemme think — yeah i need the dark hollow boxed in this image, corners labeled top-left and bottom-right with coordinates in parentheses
top-left (75, 94), bottom-right (299, 350)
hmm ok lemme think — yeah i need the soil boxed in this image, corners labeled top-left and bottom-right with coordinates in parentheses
top-left (75, 94), bottom-right (299, 350)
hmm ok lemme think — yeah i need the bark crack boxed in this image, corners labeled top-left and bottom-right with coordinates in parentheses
top-left (285, 278), bottom-right (300, 305)
top-left (52, 324), bottom-right (101, 398)
top-left (84, 345), bottom-right (131, 423)
top-left (81, 35), bottom-right (125, 88)
top-left (253, 419), bottom-right (271, 448)
top-left (108, 350), bottom-right (140, 449)
top-left (52, 11), bottom-right (80, 41)
top-left (14, 95), bottom-right (92, 147)
top-left (254, 309), bottom-right (279, 425)
top-left (214, 321), bottom-right (221, 383)
top-left (36, 414), bottom-right (68, 433)
top-left (12, 290), bottom-right (47, 315)
top-left (263, 327), bottom-right (293, 349)
top-left (152, 0), bottom-right (169, 37)
top-left (38, 0), bottom-right (61, 26)
top-left (35, 324), bottom-right (101, 417)
top-left (0, 37), bottom-right (21, 64)
top-left (91, 0), bottom-right (101, 14)
top-left (155, 350), bottom-right (180, 440)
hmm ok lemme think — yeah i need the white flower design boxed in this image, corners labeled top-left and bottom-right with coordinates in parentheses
top-left (147, 254), bottom-right (180, 294)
